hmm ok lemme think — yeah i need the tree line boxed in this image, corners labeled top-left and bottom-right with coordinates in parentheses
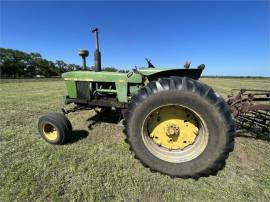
top-left (0, 48), bottom-right (121, 79)
top-left (0, 48), bottom-right (84, 78)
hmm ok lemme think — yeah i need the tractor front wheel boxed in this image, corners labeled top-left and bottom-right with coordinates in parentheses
top-left (125, 77), bottom-right (235, 178)
top-left (38, 112), bottom-right (72, 144)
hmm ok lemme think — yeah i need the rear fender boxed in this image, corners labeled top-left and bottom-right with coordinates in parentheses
top-left (145, 69), bottom-right (203, 81)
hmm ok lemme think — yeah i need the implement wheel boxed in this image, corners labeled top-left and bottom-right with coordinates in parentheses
top-left (38, 112), bottom-right (72, 144)
top-left (125, 77), bottom-right (235, 178)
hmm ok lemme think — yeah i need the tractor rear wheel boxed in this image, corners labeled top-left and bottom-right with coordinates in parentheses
top-left (125, 77), bottom-right (235, 178)
top-left (38, 112), bottom-right (72, 144)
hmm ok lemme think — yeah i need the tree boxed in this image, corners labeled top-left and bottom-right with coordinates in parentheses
top-left (67, 64), bottom-right (81, 71)
top-left (55, 60), bottom-right (68, 73)
top-left (102, 67), bottom-right (118, 72)
top-left (0, 48), bottom-right (29, 78)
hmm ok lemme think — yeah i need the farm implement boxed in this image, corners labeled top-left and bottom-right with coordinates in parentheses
top-left (38, 28), bottom-right (268, 178)
top-left (227, 89), bottom-right (270, 137)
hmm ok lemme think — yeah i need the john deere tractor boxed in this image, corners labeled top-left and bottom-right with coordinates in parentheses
top-left (38, 28), bottom-right (235, 178)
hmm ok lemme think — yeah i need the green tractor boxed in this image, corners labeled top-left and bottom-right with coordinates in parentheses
top-left (38, 28), bottom-right (235, 178)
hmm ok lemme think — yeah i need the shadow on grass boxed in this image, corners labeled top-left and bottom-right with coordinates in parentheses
top-left (87, 109), bottom-right (122, 130)
top-left (68, 130), bottom-right (89, 144)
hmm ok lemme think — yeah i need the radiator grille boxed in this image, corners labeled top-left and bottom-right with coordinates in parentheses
top-left (76, 81), bottom-right (90, 99)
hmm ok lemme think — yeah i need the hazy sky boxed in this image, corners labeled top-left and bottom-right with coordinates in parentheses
top-left (1, 1), bottom-right (269, 76)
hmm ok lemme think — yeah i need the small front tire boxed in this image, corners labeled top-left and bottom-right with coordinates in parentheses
top-left (38, 112), bottom-right (72, 144)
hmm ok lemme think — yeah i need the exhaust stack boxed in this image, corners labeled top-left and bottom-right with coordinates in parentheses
top-left (92, 28), bottom-right (101, 72)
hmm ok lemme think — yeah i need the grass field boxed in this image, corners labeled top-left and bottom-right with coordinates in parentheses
top-left (0, 78), bottom-right (270, 201)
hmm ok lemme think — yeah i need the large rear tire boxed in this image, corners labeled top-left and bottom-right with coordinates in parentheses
top-left (125, 77), bottom-right (235, 178)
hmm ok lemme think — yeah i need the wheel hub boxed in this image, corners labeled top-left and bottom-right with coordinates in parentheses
top-left (43, 123), bottom-right (58, 141)
top-left (147, 106), bottom-right (199, 150)
top-left (165, 123), bottom-right (180, 137)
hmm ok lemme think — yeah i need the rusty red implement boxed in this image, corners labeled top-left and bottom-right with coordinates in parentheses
top-left (227, 89), bottom-right (270, 135)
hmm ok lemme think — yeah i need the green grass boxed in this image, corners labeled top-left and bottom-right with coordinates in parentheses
top-left (0, 78), bottom-right (270, 201)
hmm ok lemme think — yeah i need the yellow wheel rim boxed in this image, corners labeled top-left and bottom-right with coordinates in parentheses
top-left (147, 106), bottom-right (199, 150)
top-left (43, 123), bottom-right (58, 141)
top-left (142, 105), bottom-right (208, 163)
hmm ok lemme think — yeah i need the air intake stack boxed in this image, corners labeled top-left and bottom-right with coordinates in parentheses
top-left (92, 28), bottom-right (101, 72)
top-left (78, 49), bottom-right (89, 70)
